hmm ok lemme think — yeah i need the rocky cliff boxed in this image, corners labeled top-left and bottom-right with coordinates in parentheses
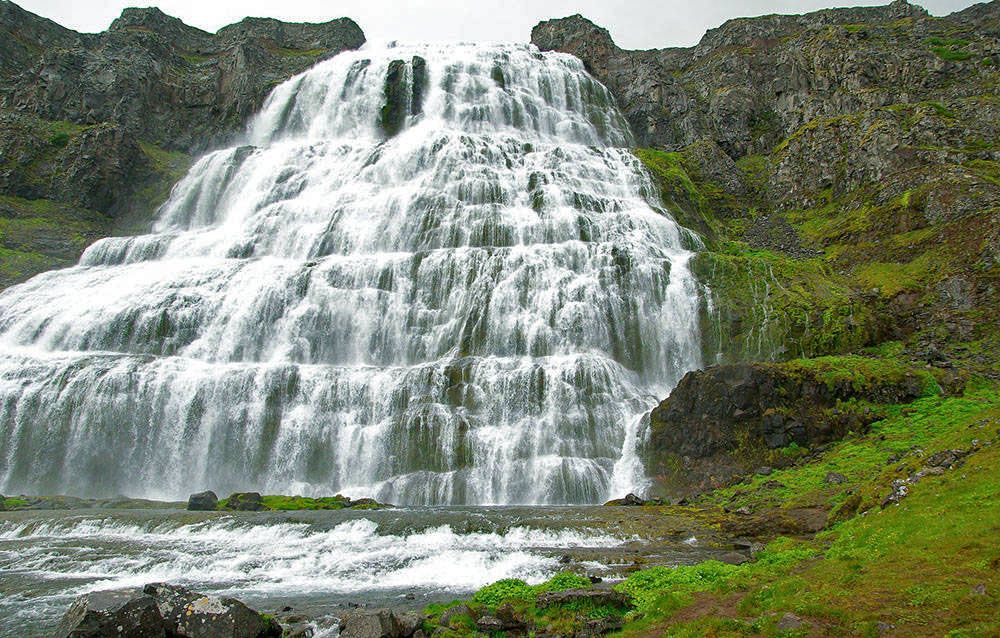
top-left (534, 0), bottom-right (999, 496)
top-left (0, 1), bottom-right (364, 288)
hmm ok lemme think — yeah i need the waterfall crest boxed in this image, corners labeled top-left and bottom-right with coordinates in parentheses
top-left (0, 43), bottom-right (701, 504)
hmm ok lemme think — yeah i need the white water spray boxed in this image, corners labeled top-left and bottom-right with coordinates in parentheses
top-left (0, 43), bottom-right (701, 504)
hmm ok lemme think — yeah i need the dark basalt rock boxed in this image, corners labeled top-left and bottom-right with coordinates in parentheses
top-left (55, 591), bottom-right (165, 638)
top-left (644, 361), bottom-right (928, 496)
top-left (187, 490), bottom-right (218, 511)
top-left (604, 493), bottom-right (645, 506)
top-left (411, 56), bottom-right (428, 115)
top-left (56, 584), bottom-right (282, 638)
top-left (224, 492), bottom-right (265, 511)
top-left (144, 583), bottom-right (282, 638)
top-left (380, 59), bottom-right (410, 137)
top-left (531, 2), bottom-right (977, 161)
top-left (338, 609), bottom-right (422, 638)
top-left (379, 56), bottom-right (430, 137)
top-left (1, 3), bottom-right (366, 154)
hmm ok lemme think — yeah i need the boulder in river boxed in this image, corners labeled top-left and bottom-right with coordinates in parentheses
top-left (338, 608), bottom-right (422, 638)
top-left (55, 590), bottom-right (165, 638)
top-left (56, 583), bottom-right (282, 637)
top-left (145, 583), bottom-right (282, 637)
top-left (223, 492), bottom-right (265, 511)
top-left (187, 490), bottom-right (218, 511)
top-left (604, 493), bottom-right (645, 506)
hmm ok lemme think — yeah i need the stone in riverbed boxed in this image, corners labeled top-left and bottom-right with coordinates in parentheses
top-left (224, 492), bottom-right (265, 511)
top-left (187, 490), bottom-right (218, 511)
top-left (603, 493), bottom-right (645, 506)
top-left (55, 591), bottom-right (165, 638)
top-left (143, 583), bottom-right (282, 637)
top-left (338, 608), bottom-right (422, 638)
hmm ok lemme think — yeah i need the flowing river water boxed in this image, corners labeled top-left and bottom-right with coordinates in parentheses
top-left (0, 506), bottom-right (739, 636)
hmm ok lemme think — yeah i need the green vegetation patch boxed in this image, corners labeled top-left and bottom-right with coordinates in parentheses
top-left (622, 381), bottom-right (1000, 636)
top-left (694, 244), bottom-right (878, 362)
top-left (927, 37), bottom-right (974, 62)
top-left (267, 46), bottom-right (330, 58)
top-left (1, 497), bottom-right (30, 510)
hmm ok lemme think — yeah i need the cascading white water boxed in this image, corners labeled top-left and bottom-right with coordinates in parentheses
top-left (0, 43), bottom-right (701, 504)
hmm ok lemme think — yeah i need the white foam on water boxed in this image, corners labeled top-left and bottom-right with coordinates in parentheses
top-left (0, 516), bottom-right (629, 595)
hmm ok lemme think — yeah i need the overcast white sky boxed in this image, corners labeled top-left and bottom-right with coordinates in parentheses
top-left (14, 0), bottom-right (985, 49)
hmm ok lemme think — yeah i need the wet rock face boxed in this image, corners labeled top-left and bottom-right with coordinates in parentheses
top-left (644, 361), bottom-right (928, 496)
top-left (223, 492), bottom-right (265, 511)
top-left (187, 490), bottom-right (218, 511)
top-left (55, 591), bottom-right (165, 638)
top-left (0, 4), bottom-right (365, 154)
top-left (145, 583), bottom-right (282, 638)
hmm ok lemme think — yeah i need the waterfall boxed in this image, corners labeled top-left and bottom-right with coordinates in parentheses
top-left (0, 43), bottom-right (701, 505)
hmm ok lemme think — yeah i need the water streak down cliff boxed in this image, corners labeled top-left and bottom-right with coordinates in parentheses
top-left (0, 43), bottom-right (701, 505)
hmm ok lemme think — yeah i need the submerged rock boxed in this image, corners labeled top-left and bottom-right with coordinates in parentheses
top-left (187, 490), bottom-right (219, 511)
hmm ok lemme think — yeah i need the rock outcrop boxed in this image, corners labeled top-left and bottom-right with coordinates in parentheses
top-left (532, 2), bottom-right (996, 162)
top-left (0, 2), bottom-right (365, 153)
top-left (644, 357), bottom-right (934, 496)
top-left (337, 609), bottom-right (423, 638)
top-left (56, 584), bottom-right (282, 638)
top-left (0, 1), bottom-right (365, 290)
top-left (186, 490), bottom-right (218, 511)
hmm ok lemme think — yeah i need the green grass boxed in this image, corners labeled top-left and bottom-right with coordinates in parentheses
top-left (428, 572), bottom-right (628, 636)
top-left (931, 47), bottom-right (974, 62)
top-left (472, 572), bottom-right (593, 608)
top-left (2, 497), bottom-right (30, 509)
top-left (620, 381), bottom-right (1000, 636)
top-left (267, 46), bottom-right (329, 58)
top-left (927, 38), bottom-right (974, 62)
top-left (853, 250), bottom-right (944, 297)
top-left (260, 494), bottom-right (352, 510)
top-left (180, 52), bottom-right (213, 64)
top-left (48, 132), bottom-right (70, 148)
top-left (693, 245), bottom-right (877, 361)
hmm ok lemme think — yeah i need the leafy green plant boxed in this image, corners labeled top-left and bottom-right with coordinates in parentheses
top-left (471, 579), bottom-right (534, 607)
top-left (49, 132), bottom-right (70, 147)
top-left (532, 571), bottom-right (591, 594)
